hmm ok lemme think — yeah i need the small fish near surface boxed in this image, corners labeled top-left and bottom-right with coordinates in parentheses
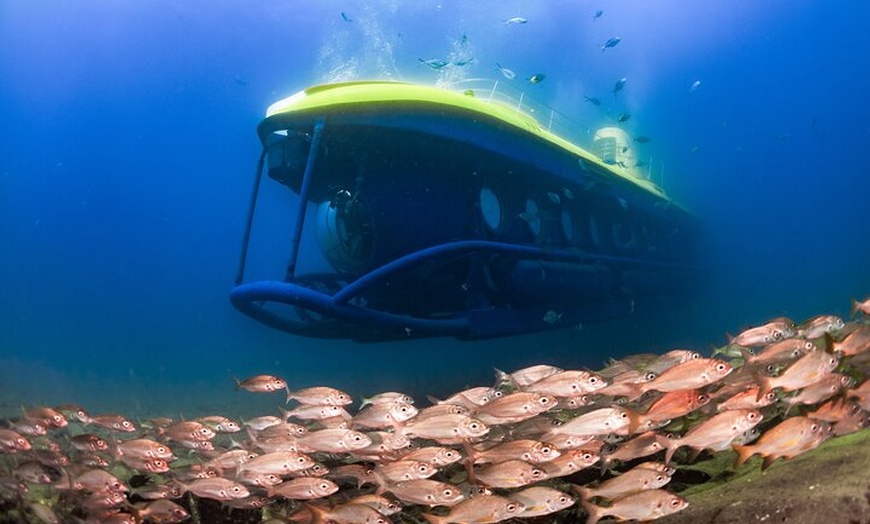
top-left (592, 9), bottom-right (604, 21)
top-left (601, 36), bottom-right (621, 51)
top-left (528, 73), bottom-right (546, 84)
top-left (418, 58), bottom-right (450, 70)
top-left (689, 79), bottom-right (701, 93)
top-left (584, 95), bottom-right (601, 106)
top-left (612, 77), bottom-right (627, 94)
top-left (617, 113), bottom-right (631, 123)
top-left (503, 17), bottom-right (528, 25)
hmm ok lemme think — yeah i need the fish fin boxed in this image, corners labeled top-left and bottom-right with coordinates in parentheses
top-left (761, 455), bottom-right (777, 470)
top-left (286, 385), bottom-right (293, 404)
top-left (277, 406), bottom-right (292, 423)
top-left (426, 395), bottom-right (444, 405)
top-left (493, 368), bottom-right (515, 388)
top-left (732, 444), bottom-right (754, 468)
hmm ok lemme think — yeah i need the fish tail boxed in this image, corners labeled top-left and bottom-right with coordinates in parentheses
top-left (285, 386), bottom-right (293, 404)
top-left (732, 443), bottom-right (755, 468)
top-left (570, 482), bottom-right (593, 501)
top-left (624, 406), bottom-right (642, 435)
top-left (232, 376), bottom-right (241, 391)
top-left (303, 502), bottom-right (328, 524)
top-left (753, 371), bottom-right (773, 402)
top-left (581, 498), bottom-right (605, 524)
top-left (277, 406), bottom-right (292, 423)
top-left (623, 383), bottom-right (645, 403)
top-left (421, 512), bottom-right (446, 524)
top-left (821, 332), bottom-right (835, 353)
top-left (664, 439), bottom-right (682, 465)
top-left (851, 298), bottom-right (860, 318)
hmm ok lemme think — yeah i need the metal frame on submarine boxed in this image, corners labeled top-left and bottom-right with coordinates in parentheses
top-left (231, 80), bottom-right (701, 341)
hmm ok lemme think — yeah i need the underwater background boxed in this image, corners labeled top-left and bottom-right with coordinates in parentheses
top-left (1, 0), bottom-right (868, 419)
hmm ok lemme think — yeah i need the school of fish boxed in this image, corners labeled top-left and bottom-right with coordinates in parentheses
top-left (1, 297), bottom-right (869, 524)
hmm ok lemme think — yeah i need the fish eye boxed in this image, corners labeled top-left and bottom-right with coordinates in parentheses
top-left (122, 421), bottom-right (132, 428)
top-left (620, 411), bottom-right (628, 418)
top-left (470, 423), bottom-right (480, 430)
top-left (589, 376), bottom-right (599, 384)
top-left (583, 452), bottom-right (593, 461)
top-left (716, 363), bottom-right (727, 371)
top-left (297, 457), bottom-right (307, 463)
top-left (645, 372), bottom-right (657, 381)
top-left (690, 352), bottom-right (701, 360)
top-left (541, 446), bottom-right (551, 454)
top-left (506, 503), bottom-right (519, 512)
top-left (560, 496), bottom-right (568, 503)
top-left (232, 486), bottom-right (241, 493)
top-left (656, 475), bottom-right (664, 481)
top-left (670, 498), bottom-right (682, 507)
top-left (539, 397), bottom-right (550, 405)
top-left (418, 465), bottom-right (429, 473)
top-left (320, 482), bottom-right (329, 490)
top-left (443, 489), bottom-right (453, 496)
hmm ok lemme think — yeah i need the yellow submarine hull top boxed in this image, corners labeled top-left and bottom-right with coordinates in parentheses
top-left (231, 80), bottom-right (702, 341)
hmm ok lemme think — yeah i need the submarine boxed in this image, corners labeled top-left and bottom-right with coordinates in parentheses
top-left (230, 80), bottom-right (702, 341)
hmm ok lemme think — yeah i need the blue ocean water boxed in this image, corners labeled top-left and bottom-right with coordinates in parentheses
top-left (1, 0), bottom-right (868, 417)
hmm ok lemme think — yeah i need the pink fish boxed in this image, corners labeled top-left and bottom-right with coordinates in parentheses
top-left (733, 416), bottom-right (832, 469)
top-left (664, 409), bottom-right (763, 464)
top-left (581, 489), bottom-right (688, 524)
top-left (639, 358), bottom-right (732, 396)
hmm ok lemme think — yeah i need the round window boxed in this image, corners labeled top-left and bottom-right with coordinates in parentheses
top-left (479, 187), bottom-right (503, 231)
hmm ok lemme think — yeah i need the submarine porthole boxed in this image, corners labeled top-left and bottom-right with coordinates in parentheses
top-left (588, 215), bottom-right (600, 247)
top-left (524, 198), bottom-right (541, 237)
top-left (479, 186), bottom-right (504, 232)
top-left (314, 189), bottom-right (374, 274)
top-left (561, 209), bottom-right (574, 243)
